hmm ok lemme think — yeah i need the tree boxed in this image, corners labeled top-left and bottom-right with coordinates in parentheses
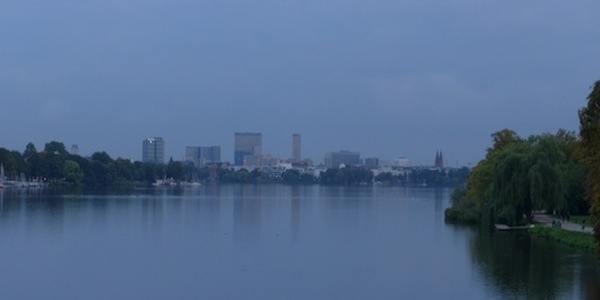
top-left (91, 151), bottom-right (114, 164)
top-left (63, 160), bottom-right (84, 185)
top-left (44, 141), bottom-right (68, 156)
top-left (23, 142), bottom-right (37, 161)
top-left (114, 158), bottom-right (135, 182)
top-left (282, 169), bottom-right (300, 184)
top-left (448, 129), bottom-right (583, 226)
top-left (491, 133), bottom-right (576, 225)
top-left (142, 162), bottom-right (157, 185)
top-left (166, 158), bottom-right (185, 181)
top-left (578, 80), bottom-right (600, 251)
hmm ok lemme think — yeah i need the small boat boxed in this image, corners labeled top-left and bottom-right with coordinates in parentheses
top-left (494, 223), bottom-right (533, 231)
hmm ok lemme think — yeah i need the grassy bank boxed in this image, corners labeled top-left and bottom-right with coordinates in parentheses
top-left (530, 226), bottom-right (598, 253)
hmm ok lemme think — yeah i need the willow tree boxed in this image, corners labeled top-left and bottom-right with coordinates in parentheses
top-left (491, 144), bottom-right (531, 225)
top-left (491, 133), bottom-right (569, 225)
top-left (578, 80), bottom-right (600, 249)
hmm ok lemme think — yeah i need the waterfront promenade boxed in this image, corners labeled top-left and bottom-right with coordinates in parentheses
top-left (533, 213), bottom-right (594, 233)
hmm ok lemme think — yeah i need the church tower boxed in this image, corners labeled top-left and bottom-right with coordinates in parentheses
top-left (435, 150), bottom-right (444, 168)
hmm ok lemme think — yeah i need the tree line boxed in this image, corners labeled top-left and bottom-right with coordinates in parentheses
top-left (446, 80), bottom-right (600, 254)
top-left (445, 129), bottom-right (585, 225)
top-left (374, 167), bottom-right (469, 187)
top-left (0, 141), bottom-right (468, 188)
top-left (0, 141), bottom-right (188, 186)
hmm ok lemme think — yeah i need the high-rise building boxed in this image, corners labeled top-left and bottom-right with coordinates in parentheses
top-left (324, 150), bottom-right (360, 168)
top-left (234, 132), bottom-right (262, 166)
top-left (292, 133), bottom-right (301, 162)
top-left (185, 146), bottom-right (221, 167)
top-left (142, 137), bottom-right (165, 164)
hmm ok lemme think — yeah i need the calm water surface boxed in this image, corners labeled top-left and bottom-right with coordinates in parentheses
top-left (0, 185), bottom-right (598, 299)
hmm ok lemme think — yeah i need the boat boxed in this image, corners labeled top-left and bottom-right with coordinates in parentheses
top-left (494, 223), bottom-right (533, 231)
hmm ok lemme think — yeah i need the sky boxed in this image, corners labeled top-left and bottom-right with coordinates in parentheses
top-left (2, 0), bottom-right (599, 167)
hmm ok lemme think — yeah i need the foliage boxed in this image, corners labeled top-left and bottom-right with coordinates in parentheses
top-left (63, 160), bottom-right (84, 185)
top-left (444, 187), bottom-right (480, 223)
top-left (578, 80), bottom-right (600, 254)
top-left (44, 141), bottom-right (68, 156)
top-left (446, 129), bottom-right (585, 226)
top-left (319, 166), bottom-right (373, 185)
top-left (530, 226), bottom-right (598, 253)
top-left (166, 158), bottom-right (185, 181)
top-left (568, 215), bottom-right (596, 226)
top-left (377, 167), bottom-right (469, 187)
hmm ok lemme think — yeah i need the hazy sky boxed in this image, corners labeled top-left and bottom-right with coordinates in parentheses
top-left (2, 1), bottom-right (599, 166)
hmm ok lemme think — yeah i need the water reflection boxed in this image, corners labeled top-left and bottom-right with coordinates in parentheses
top-left (291, 186), bottom-right (300, 242)
top-left (233, 185), bottom-right (261, 242)
top-left (0, 186), bottom-right (598, 299)
top-left (142, 195), bottom-right (163, 233)
top-left (469, 227), bottom-right (600, 299)
top-left (434, 188), bottom-right (444, 235)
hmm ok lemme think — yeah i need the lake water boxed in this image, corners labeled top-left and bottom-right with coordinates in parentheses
top-left (0, 185), bottom-right (598, 299)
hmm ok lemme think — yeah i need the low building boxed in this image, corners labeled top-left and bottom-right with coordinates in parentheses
top-left (324, 151), bottom-right (360, 169)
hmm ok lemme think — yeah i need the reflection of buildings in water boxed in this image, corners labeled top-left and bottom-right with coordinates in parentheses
top-left (185, 184), bottom-right (221, 232)
top-left (142, 197), bottom-right (163, 233)
top-left (291, 186), bottom-right (300, 242)
top-left (233, 185), bottom-right (261, 242)
top-left (321, 186), bottom-right (362, 231)
top-left (434, 188), bottom-right (443, 227)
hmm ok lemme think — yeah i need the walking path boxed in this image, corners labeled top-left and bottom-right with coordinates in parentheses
top-left (533, 213), bottom-right (594, 234)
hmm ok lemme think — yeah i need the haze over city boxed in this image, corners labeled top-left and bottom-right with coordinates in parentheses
top-left (2, 1), bottom-right (599, 166)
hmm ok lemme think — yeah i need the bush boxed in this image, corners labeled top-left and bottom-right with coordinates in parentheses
top-left (444, 206), bottom-right (480, 224)
top-left (529, 226), bottom-right (598, 253)
top-left (444, 187), bottom-right (481, 224)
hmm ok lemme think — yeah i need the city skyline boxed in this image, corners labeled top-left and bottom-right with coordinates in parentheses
top-left (2, 1), bottom-right (598, 167)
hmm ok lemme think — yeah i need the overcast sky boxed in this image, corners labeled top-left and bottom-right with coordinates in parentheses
top-left (2, 0), bottom-right (599, 166)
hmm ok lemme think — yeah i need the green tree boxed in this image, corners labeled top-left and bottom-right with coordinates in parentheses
top-left (91, 151), bottom-right (114, 164)
top-left (63, 160), bottom-right (84, 185)
top-left (447, 129), bottom-right (582, 226)
top-left (142, 162), bottom-right (157, 185)
top-left (578, 80), bottom-right (600, 250)
top-left (114, 158), bottom-right (135, 182)
top-left (282, 169), bottom-right (300, 184)
top-left (166, 158), bottom-right (185, 181)
top-left (44, 141), bottom-right (68, 156)
top-left (23, 142), bottom-right (37, 161)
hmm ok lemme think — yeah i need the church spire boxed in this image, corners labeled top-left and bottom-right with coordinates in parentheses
top-left (435, 150), bottom-right (444, 168)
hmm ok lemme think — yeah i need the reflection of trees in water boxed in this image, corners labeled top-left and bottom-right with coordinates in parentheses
top-left (469, 228), bottom-right (577, 299)
top-left (581, 263), bottom-right (600, 300)
top-left (0, 189), bottom-right (77, 236)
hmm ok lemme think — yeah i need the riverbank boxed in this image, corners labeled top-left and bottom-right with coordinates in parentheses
top-left (530, 226), bottom-right (598, 253)
top-left (531, 214), bottom-right (597, 253)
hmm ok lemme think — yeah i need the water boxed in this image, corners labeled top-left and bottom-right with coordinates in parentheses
top-left (0, 185), bottom-right (598, 299)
